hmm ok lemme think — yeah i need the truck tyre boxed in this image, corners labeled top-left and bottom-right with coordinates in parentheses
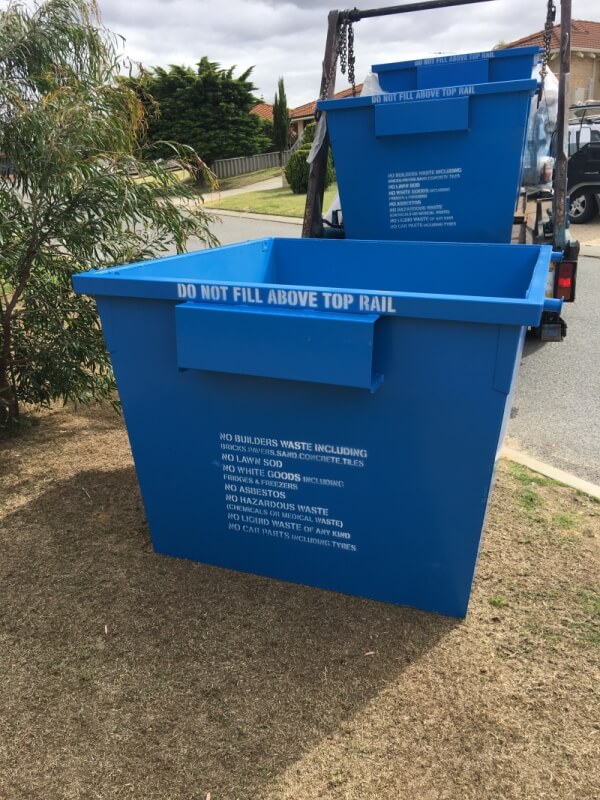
top-left (569, 190), bottom-right (598, 224)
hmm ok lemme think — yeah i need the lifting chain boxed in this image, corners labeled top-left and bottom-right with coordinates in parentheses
top-left (320, 10), bottom-right (357, 102)
top-left (339, 16), bottom-right (348, 77)
top-left (540, 0), bottom-right (556, 87)
top-left (347, 18), bottom-right (356, 92)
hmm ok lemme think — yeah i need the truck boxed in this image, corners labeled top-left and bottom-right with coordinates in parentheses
top-left (565, 102), bottom-right (600, 224)
top-left (302, 0), bottom-right (580, 342)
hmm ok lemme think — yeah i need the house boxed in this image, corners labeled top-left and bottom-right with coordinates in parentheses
top-left (252, 87), bottom-right (364, 143)
top-left (289, 84), bottom-right (363, 140)
top-left (250, 102), bottom-right (273, 123)
top-left (503, 19), bottom-right (600, 106)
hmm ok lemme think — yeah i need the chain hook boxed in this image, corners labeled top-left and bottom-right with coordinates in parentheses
top-left (539, 0), bottom-right (556, 105)
top-left (320, 9), bottom-right (358, 103)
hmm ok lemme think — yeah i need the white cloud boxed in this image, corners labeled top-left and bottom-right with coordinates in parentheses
top-left (97, 0), bottom-right (600, 107)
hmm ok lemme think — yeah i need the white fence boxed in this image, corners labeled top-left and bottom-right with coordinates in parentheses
top-left (212, 150), bottom-right (291, 180)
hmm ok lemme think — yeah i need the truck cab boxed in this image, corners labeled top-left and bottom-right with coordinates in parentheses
top-left (565, 105), bottom-right (600, 224)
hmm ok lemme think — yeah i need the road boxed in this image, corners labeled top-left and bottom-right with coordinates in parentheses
top-left (185, 209), bottom-right (302, 249)
top-left (180, 213), bottom-right (600, 485)
top-left (507, 249), bottom-right (600, 485)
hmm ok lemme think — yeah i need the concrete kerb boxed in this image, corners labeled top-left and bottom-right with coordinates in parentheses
top-left (501, 447), bottom-right (600, 500)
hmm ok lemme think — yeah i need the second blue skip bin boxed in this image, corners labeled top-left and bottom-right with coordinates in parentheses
top-left (372, 46), bottom-right (540, 92)
top-left (72, 238), bottom-right (558, 618)
top-left (319, 77), bottom-right (537, 243)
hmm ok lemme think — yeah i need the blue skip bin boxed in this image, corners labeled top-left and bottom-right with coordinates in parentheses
top-left (372, 46), bottom-right (540, 93)
top-left (73, 238), bottom-right (558, 618)
top-left (319, 77), bottom-right (537, 243)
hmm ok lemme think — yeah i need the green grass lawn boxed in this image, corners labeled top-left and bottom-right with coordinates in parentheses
top-left (134, 168), bottom-right (189, 186)
top-left (139, 166), bottom-right (284, 197)
top-left (216, 167), bottom-right (282, 192)
top-left (206, 183), bottom-right (339, 218)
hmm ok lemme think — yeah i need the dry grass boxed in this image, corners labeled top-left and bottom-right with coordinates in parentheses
top-left (0, 405), bottom-right (598, 800)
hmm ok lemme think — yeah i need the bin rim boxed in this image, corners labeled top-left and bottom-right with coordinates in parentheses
top-left (318, 77), bottom-right (538, 111)
top-left (371, 45), bottom-right (541, 75)
top-left (72, 238), bottom-right (554, 329)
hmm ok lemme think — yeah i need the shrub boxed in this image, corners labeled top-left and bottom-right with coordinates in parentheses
top-left (301, 122), bottom-right (316, 145)
top-left (0, 0), bottom-right (217, 425)
top-left (285, 145), bottom-right (334, 194)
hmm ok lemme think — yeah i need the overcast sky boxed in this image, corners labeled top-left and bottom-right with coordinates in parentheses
top-left (98, 0), bottom-right (599, 108)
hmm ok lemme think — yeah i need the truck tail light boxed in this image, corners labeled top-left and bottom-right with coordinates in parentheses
top-left (556, 261), bottom-right (576, 302)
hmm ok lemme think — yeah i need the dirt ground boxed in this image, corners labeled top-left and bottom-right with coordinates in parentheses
top-left (0, 404), bottom-right (598, 800)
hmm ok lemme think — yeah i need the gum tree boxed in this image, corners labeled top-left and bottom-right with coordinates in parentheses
top-left (0, 0), bottom-right (218, 425)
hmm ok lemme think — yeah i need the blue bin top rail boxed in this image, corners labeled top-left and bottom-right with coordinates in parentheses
top-left (371, 46), bottom-right (541, 93)
top-left (317, 76), bottom-right (538, 112)
top-left (73, 238), bottom-right (558, 328)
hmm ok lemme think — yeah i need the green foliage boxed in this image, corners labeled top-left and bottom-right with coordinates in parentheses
top-left (0, 0), bottom-right (218, 426)
top-left (509, 462), bottom-right (553, 487)
top-left (260, 117), bottom-right (275, 151)
top-left (518, 486), bottom-right (544, 511)
top-left (285, 146), bottom-right (334, 195)
top-left (127, 58), bottom-right (271, 164)
top-left (553, 512), bottom-right (577, 530)
top-left (206, 183), bottom-right (339, 218)
top-left (285, 149), bottom-right (310, 194)
top-left (301, 122), bottom-right (317, 145)
top-left (272, 77), bottom-right (290, 159)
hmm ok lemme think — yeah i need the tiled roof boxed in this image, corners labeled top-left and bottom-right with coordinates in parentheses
top-left (503, 19), bottom-right (600, 51)
top-left (251, 102), bottom-right (273, 122)
top-left (290, 84), bottom-right (364, 120)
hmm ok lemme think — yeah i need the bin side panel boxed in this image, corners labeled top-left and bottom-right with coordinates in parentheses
top-left (327, 89), bottom-right (533, 243)
top-left (489, 53), bottom-right (537, 82)
top-left (376, 65), bottom-right (416, 92)
top-left (96, 295), bottom-right (523, 618)
top-left (175, 303), bottom-right (379, 389)
top-left (374, 97), bottom-right (469, 136)
top-left (273, 238), bottom-right (541, 302)
top-left (417, 59), bottom-right (488, 89)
